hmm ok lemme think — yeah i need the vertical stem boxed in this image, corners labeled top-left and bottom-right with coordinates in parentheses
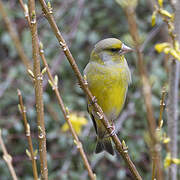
top-left (124, 9), bottom-right (156, 138)
top-left (28, 0), bottom-right (48, 179)
top-left (167, 60), bottom-right (179, 180)
top-left (167, 1), bottom-right (180, 180)
top-left (18, 90), bottom-right (39, 180)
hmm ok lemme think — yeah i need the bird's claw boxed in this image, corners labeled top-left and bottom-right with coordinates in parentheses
top-left (105, 125), bottom-right (116, 137)
top-left (90, 96), bottom-right (97, 105)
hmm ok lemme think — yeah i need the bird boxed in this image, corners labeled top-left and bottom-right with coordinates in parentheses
top-left (83, 38), bottom-right (132, 155)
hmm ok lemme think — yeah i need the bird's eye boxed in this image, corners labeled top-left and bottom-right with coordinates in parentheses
top-left (110, 48), bottom-right (120, 52)
top-left (119, 49), bottom-right (123, 53)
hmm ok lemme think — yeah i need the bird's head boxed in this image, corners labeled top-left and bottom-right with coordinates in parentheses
top-left (90, 38), bottom-right (133, 65)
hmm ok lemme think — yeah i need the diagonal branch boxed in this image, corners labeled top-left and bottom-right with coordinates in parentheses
top-left (39, 44), bottom-right (96, 180)
top-left (38, 1), bottom-right (142, 179)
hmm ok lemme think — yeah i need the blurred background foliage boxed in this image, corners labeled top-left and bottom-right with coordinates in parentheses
top-left (0, 0), bottom-right (179, 179)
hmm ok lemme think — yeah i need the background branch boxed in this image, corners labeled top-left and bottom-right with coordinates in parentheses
top-left (39, 44), bottom-right (96, 180)
top-left (0, 0), bottom-right (32, 71)
top-left (17, 89), bottom-right (38, 180)
top-left (167, 1), bottom-right (180, 179)
top-left (120, 2), bottom-right (163, 180)
top-left (28, 0), bottom-right (48, 179)
top-left (0, 130), bottom-right (18, 180)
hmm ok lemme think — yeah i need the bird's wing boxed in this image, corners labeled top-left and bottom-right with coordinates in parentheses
top-left (87, 104), bottom-right (97, 134)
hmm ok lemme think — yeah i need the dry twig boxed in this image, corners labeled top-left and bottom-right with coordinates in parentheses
top-left (17, 89), bottom-right (38, 180)
top-left (39, 44), bottom-right (96, 180)
top-left (158, 87), bottom-right (166, 128)
top-left (0, 130), bottom-right (18, 180)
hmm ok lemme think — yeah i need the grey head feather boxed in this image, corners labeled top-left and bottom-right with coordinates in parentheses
top-left (93, 38), bottom-right (122, 53)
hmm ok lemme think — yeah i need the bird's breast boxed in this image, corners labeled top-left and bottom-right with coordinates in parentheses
top-left (84, 62), bottom-right (130, 120)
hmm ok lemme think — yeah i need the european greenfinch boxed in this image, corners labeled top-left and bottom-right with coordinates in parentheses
top-left (84, 38), bottom-right (132, 155)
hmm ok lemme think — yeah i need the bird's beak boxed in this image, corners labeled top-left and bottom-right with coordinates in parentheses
top-left (120, 44), bottom-right (134, 55)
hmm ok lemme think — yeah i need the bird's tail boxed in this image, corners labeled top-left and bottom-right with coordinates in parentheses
top-left (95, 137), bottom-right (114, 155)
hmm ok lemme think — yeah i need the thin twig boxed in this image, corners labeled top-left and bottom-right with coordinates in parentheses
top-left (158, 87), bottom-right (166, 128)
top-left (0, 130), bottom-right (18, 180)
top-left (38, 1), bottom-right (142, 179)
top-left (28, 0), bottom-right (48, 179)
top-left (17, 89), bottom-right (38, 180)
top-left (43, 0), bottom-right (85, 89)
top-left (0, 0), bottom-right (32, 71)
top-left (18, 0), bottom-right (31, 27)
top-left (151, 86), bottom-right (166, 180)
top-left (39, 43), bottom-right (96, 180)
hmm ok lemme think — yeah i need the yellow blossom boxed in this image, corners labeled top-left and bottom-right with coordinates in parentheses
top-left (163, 137), bottom-right (170, 144)
top-left (158, 0), bottom-right (163, 7)
top-left (164, 153), bottom-right (180, 168)
top-left (152, 11), bottom-right (157, 27)
top-left (155, 42), bottom-right (171, 53)
top-left (163, 47), bottom-right (171, 54)
top-left (61, 112), bottom-right (88, 135)
top-left (164, 153), bottom-right (172, 168)
top-left (174, 40), bottom-right (180, 51)
top-left (162, 133), bottom-right (170, 144)
top-left (172, 158), bottom-right (180, 165)
top-left (159, 9), bottom-right (173, 19)
top-left (169, 48), bottom-right (180, 61)
top-left (155, 42), bottom-right (180, 61)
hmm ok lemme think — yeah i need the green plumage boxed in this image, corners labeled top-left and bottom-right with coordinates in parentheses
top-left (84, 38), bottom-right (132, 155)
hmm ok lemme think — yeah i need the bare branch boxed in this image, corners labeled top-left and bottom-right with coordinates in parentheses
top-left (17, 89), bottom-right (38, 180)
top-left (0, 130), bottom-right (18, 180)
top-left (39, 43), bottom-right (96, 180)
